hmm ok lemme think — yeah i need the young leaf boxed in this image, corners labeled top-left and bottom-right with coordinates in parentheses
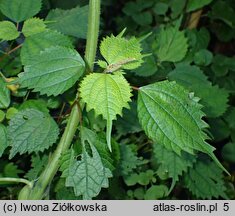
top-left (0, 0), bottom-right (42, 22)
top-left (153, 26), bottom-right (188, 62)
top-left (61, 128), bottom-right (112, 200)
top-left (0, 124), bottom-right (7, 157)
top-left (0, 21), bottom-right (19, 41)
top-left (168, 64), bottom-right (229, 117)
top-left (20, 30), bottom-right (73, 65)
top-left (8, 109), bottom-right (59, 159)
top-left (22, 18), bottom-right (46, 37)
top-left (80, 73), bottom-right (132, 151)
top-left (0, 77), bottom-right (10, 109)
top-left (46, 6), bottom-right (88, 39)
top-left (153, 143), bottom-right (196, 193)
top-left (99, 34), bottom-right (143, 72)
top-left (137, 80), bottom-right (228, 174)
top-left (186, 0), bottom-right (213, 12)
top-left (19, 46), bottom-right (85, 96)
top-left (184, 159), bottom-right (227, 199)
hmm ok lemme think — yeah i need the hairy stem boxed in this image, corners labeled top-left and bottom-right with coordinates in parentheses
top-left (25, 0), bottom-right (101, 200)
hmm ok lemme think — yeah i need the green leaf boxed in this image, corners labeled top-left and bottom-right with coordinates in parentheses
top-left (0, 21), bottom-right (19, 40)
top-left (193, 49), bottom-right (213, 66)
top-left (137, 80), bottom-right (228, 174)
top-left (62, 128), bottom-right (112, 200)
top-left (153, 143), bottom-right (196, 193)
top-left (153, 26), bottom-right (188, 62)
top-left (0, 124), bottom-right (7, 157)
top-left (168, 64), bottom-right (229, 117)
top-left (0, 0), bottom-right (42, 22)
top-left (153, 3), bottom-right (168, 15)
top-left (184, 159), bottom-right (227, 199)
top-left (3, 162), bottom-right (23, 178)
top-left (119, 144), bottom-right (145, 176)
top-left (222, 142), bottom-right (235, 163)
top-left (80, 72), bottom-right (132, 151)
top-left (25, 154), bottom-right (48, 180)
top-left (19, 99), bottom-right (49, 114)
top-left (8, 109), bottom-right (59, 159)
top-left (19, 46), bottom-right (85, 96)
top-left (209, 1), bottom-right (235, 28)
top-left (20, 30), bottom-right (73, 65)
top-left (22, 18), bottom-right (46, 37)
top-left (169, 0), bottom-right (187, 19)
top-left (46, 6), bottom-right (88, 39)
top-left (0, 110), bottom-right (5, 122)
top-left (144, 185), bottom-right (168, 200)
top-left (0, 77), bottom-right (10, 109)
top-left (187, 0), bottom-right (213, 12)
top-left (99, 33), bottom-right (143, 72)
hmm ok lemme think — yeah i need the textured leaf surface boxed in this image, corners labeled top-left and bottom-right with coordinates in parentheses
top-left (99, 34), bottom-right (143, 71)
top-left (0, 124), bottom-right (7, 157)
top-left (153, 26), bottom-right (188, 62)
top-left (0, 21), bottom-right (19, 40)
top-left (0, 78), bottom-right (10, 109)
top-left (80, 73), bottom-right (132, 150)
top-left (187, 0), bottom-right (213, 12)
top-left (168, 64), bottom-right (229, 117)
top-left (153, 143), bottom-right (196, 193)
top-left (46, 6), bottom-right (88, 39)
top-left (8, 109), bottom-right (59, 159)
top-left (62, 127), bottom-right (112, 200)
top-left (0, 0), bottom-right (41, 22)
top-left (20, 30), bottom-right (73, 65)
top-left (19, 46), bottom-right (85, 96)
top-left (184, 159), bottom-right (227, 199)
top-left (137, 80), bottom-right (227, 173)
top-left (22, 18), bottom-right (46, 37)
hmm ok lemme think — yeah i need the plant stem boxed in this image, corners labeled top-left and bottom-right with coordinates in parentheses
top-left (26, 0), bottom-right (101, 200)
top-left (0, 177), bottom-right (33, 188)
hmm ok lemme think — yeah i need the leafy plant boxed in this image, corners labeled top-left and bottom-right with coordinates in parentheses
top-left (0, 0), bottom-right (234, 200)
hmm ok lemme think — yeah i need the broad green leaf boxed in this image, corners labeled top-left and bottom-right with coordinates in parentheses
top-left (61, 128), bottom-right (112, 200)
top-left (25, 154), bottom-right (48, 180)
top-left (0, 21), bottom-right (19, 40)
top-left (46, 6), bottom-right (88, 39)
top-left (0, 0), bottom-right (42, 22)
top-left (80, 127), bottom-right (115, 171)
top-left (153, 3), bottom-right (168, 15)
top-left (99, 34), bottom-right (143, 72)
top-left (187, 0), bottom-right (213, 12)
top-left (144, 185), bottom-right (168, 200)
top-left (0, 124), bottom-right (7, 157)
top-left (193, 49), bottom-right (213, 66)
top-left (19, 99), bottom-right (49, 114)
top-left (184, 159), bottom-right (227, 199)
top-left (124, 170), bottom-right (155, 186)
top-left (153, 143), bottom-right (196, 193)
top-left (209, 1), bottom-right (235, 27)
top-left (137, 80), bottom-right (228, 174)
top-left (22, 18), bottom-right (46, 37)
top-left (8, 109), bottom-right (59, 159)
top-left (132, 11), bottom-right (152, 26)
top-left (80, 73), bottom-right (132, 151)
top-left (20, 30), bottom-right (73, 65)
top-left (153, 26), bottom-right (188, 62)
top-left (0, 77), bottom-right (10, 109)
top-left (55, 179), bottom-right (77, 200)
top-left (168, 64), bottom-right (229, 117)
top-left (169, 0), bottom-right (187, 19)
top-left (19, 46), bottom-right (85, 96)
